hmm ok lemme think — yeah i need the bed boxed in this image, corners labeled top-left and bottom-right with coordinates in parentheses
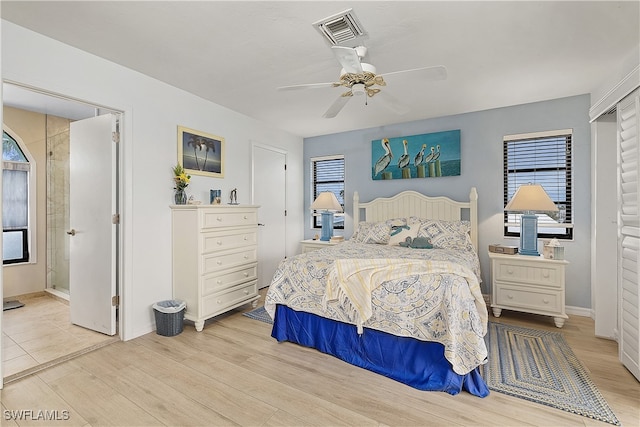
top-left (264, 188), bottom-right (489, 397)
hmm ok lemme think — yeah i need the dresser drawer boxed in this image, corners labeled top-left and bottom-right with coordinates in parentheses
top-left (494, 262), bottom-right (562, 289)
top-left (200, 210), bottom-right (258, 229)
top-left (202, 247), bottom-right (257, 274)
top-left (494, 284), bottom-right (563, 314)
top-left (203, 281), bottom-right (258, 314)
top-left (201, 229), bottom-right (257, 253)
top-left (202, 264), bottom-right (257, 296)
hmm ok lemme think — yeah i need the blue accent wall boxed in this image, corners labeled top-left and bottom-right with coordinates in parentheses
top-left (304, 94), bottom-right (591, 309)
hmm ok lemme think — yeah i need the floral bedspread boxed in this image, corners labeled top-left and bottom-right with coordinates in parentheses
top-left (264, 241), bottom-right (488, 374)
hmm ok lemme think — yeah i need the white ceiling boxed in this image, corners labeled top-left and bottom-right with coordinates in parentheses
top-left (2, 1), bottom-right (638, 137)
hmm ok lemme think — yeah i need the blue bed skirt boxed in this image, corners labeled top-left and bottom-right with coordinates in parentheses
top-left (271, 304), bottom-right (489, 397)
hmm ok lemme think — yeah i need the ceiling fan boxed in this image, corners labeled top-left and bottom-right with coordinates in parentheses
top-left (277, 45), bottom-right (447, 118)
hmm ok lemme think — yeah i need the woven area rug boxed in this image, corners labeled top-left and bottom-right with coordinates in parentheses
top-left (484, 322), bottom-right (620, 425)
top-left (242, 306), bottom-right (273, 324)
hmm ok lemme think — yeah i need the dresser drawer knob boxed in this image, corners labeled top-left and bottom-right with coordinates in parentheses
top-left (244, 272), bottom-right (249, 277)
top-left (216, 217), bottom-right (223, 222)
top-left (216, 240), bottom-right (222, 245)
top-left (507, 294), bottom-right (514, 299)
top-left (543, 271), bottom-right (550, 278)
top-left (244, 255), bottom-right (249, 259)
top-left (216, 260), bottom-right (222, 265)
top-left (243, 236), bottom-right (248, 240)
top-left (243, 215), bottom-right (248, 219)
top-left (507, 267), bottom-right (514, 274)
top-left (217, 280), bottom-right (222, 284)
top-left (217, 300), bottom-right (221, 304)
top-left (244, 290), bottom-right (249, 295)
top-left (543, 298), bottom-right (550, 304)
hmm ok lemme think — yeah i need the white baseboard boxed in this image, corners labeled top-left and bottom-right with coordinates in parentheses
top-left (566, 305), bottom-right (593, 318)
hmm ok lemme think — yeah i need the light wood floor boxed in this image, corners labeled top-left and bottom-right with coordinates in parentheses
top-left (1, 291), bottom-right (638, 426)
top-left (2, 293), bottom-right (117, 380)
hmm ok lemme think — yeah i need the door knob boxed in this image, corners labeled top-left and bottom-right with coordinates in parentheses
top-left (66, 229), bottom-right (76, 236)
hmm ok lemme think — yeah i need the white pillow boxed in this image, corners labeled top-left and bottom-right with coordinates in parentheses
top-left (417, 219), bottom-right (474, 251)
top-left (352, 222), bottom-right (391, 244)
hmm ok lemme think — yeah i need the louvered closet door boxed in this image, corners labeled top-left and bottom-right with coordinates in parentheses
top-left (618, 88), bottom-right (640, 382)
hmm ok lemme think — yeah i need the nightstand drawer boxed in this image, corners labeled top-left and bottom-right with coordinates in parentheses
top-left (494, 263), bottom-right (562, 288)
top-left (495, 285), bottom-right (562, 314)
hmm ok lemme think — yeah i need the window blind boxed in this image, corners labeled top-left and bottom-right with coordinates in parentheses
top-left (311, 156), bottom-right (345, 229)
top-left (503, 130), bottom-right (573, 239)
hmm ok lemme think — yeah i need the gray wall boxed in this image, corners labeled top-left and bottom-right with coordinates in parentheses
top-left (304, 94), bottom-right (591, 309)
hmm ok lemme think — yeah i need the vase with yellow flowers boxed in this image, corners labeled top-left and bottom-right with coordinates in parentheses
top-left (172, 164), bottom-right (191, 205)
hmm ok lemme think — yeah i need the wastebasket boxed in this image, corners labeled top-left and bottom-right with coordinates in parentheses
top-left (152, 300), bottom-right (186, 336)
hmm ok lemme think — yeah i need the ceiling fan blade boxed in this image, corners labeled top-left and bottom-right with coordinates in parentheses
top-left (332, 46), bottom-right (363, 74)
top-left (277, 82), bottom-right (337, 91)
top-left (323, 93), bottom-right (352, 119)
top-left (379, 65), bottom-right (447, 81)
top-left (376, 91), bottom-right (410, 115)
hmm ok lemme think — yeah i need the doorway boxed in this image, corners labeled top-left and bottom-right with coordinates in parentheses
top-left (2, 83), bottom-right (121, 381)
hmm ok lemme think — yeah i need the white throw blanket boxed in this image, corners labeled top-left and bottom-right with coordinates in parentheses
top-left (325, 258), bottom-right (487, 335)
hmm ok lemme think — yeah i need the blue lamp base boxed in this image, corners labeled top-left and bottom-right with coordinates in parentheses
top-left (519, 213), bottom-right (540, 256)
top-left (319, 211), bottom-right (335, 241)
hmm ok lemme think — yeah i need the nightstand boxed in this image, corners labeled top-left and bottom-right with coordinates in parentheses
top-left (300, 239), bottom-right (338, 253)
top-left (489, 251), bottom-right (569, 328)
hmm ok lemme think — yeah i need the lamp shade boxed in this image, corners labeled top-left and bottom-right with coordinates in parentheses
top-left (311, 192), bottom-right (342, 211)
top-left (504, 184), bottom-right (558, 213)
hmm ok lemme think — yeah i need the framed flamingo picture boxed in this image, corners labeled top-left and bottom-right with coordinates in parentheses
top-left (371, 129), bottom-right (460, 180)
top-left (178, 126), bottom-right (225, 178)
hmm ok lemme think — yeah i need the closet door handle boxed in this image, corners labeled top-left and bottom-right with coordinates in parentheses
top-left (66, 229), bottom-right (76, 236)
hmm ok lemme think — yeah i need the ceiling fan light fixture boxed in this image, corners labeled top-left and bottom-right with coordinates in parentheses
top-left (352, 83), bottom-right (366, 96)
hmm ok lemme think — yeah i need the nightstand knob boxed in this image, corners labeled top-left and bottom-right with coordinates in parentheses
top-left (216, 240), bottom-right (222, 245)
top-left (543, 298), bottom-right (550, 304)
top-left (216, 217), bottom-right (223, 222)
top-left (543, 271), bottom-right (550, 278)
top-left (507, 267), bottom-right (514, 274)
top-left (507, 294), bottom-right (514, 299)
top-left (217, 260), bottom-right (222, 265)
top-left (244, 272), bottom-right (249, 277)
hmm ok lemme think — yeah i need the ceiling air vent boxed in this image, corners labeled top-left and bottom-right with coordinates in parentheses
top-left (313, 9), bottom-right (367, 46)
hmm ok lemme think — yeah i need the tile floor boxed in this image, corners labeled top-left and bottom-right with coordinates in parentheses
top-left (2, 292), bottom-right (117, 380)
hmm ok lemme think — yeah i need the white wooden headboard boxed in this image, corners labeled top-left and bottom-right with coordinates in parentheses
top-left (353, 188), bottom-right (478, 250)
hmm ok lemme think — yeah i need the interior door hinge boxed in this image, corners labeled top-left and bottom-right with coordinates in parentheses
top-left (112, 213), bottom-right (120, 224)
top-left (111, 295), bottom-right (119, 306)
top-left (112, 131), bottom-right (120, 144)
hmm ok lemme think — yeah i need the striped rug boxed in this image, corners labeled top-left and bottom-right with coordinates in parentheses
top-left (484, 322), bottom-right (620, 425)
top-left (242, 306), bottom-right (273, 324)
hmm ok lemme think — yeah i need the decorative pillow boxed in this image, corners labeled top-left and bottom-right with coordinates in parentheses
top-left (352, 221), bottom-right (391, 244)
top-left (388, 218), bottom-right (421, 245)
top-left (417, 219), bottom-right (474, 251)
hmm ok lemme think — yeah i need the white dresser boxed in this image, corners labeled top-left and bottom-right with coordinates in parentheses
top-left (489, 252), bottom-right (569, 328)
top-left (171, 204), bottom-right (260, 331)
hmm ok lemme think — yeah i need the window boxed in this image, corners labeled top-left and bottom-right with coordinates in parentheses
top-left (311, 155), bottom-right (345, 229)
top-left (3, 129), bottom-right (33, 264)
top-left (503, 129), bottom-right (572, 239)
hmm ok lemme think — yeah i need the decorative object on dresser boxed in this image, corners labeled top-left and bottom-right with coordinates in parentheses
top-left (310, 191), bottom-right (343, 241)
top-left (170, 204), bottom-right (260, 331)
top-left (543, 237), bottom-right (564, 260)
top-left (504, 183), bottom-right (558, 256)
top-left (488, 244), bottom-right (518, 255)
top-left (172, 163), bottom-right (190, 205)
top-left (489, 251), bottom-right (568, 327)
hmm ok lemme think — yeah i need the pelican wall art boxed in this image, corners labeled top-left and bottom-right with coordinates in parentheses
top-left (371, 130), bottom-right (460, 180)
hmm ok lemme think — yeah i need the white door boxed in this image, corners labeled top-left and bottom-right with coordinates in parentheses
top-left (617, 89), bottom-right (640, 381)
top-left (252, 144), bottom-right (287, 289)
top-left (69, 114), bottom-right (117, 335)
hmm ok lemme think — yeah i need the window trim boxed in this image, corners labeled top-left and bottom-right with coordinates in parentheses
top-left (310, 155), bottom-right (345, 230)
top-left (503, 129), bottom-right (573, 240)
top-left (3, 125), bottom-right (37, 265)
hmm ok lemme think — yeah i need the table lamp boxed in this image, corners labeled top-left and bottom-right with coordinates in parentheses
top-left (504, 183), bottom-right (558, 256)
top-left (311, 192), bottom-right (342, 241)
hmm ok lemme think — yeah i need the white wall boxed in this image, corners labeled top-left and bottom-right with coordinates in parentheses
top-left (1, 21), bottom-right (304, 340)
